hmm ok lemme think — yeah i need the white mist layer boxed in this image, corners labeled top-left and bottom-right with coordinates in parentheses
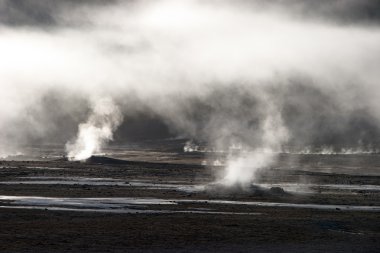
top-left (65, 98), bottom-right (122, 161)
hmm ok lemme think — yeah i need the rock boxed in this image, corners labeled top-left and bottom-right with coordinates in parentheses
top-left (269, 187), bottom-right (286, 195)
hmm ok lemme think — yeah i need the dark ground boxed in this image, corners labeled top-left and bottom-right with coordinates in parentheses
top-left (0, 150), bottom-right (379, 252)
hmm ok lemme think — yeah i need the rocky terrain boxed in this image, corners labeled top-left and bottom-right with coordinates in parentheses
top-left (0, 152), bottom-right (379, 252)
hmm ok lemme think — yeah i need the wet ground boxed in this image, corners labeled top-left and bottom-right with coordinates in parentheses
top-left (0, 150), bottom-right (380, 252)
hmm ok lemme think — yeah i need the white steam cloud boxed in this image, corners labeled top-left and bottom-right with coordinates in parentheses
top-left (220, 97), bottom-right (289, 186)
top-left (65, 98), bottom-right (122, 161)
top-left (0, 0), bottom-right (380, 185)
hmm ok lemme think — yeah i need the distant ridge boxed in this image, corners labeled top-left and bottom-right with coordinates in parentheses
top-left (85, 156), bottom-right (129, 165)
top-left (56, 155), bottom-right (204, 168)
top-left (54, 156), bottom-right (129, 164)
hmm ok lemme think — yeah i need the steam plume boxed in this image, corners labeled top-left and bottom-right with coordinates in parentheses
top-left (220, 95), bottom-right (289, 185)
top-left (65, 98), bottom-right (122, 161)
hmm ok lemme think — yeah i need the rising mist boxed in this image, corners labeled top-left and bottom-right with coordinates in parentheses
top-left (1, 0), bottom-right (380, 184)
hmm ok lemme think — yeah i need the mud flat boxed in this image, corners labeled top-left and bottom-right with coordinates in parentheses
top-left (0, 153), bottom-right (380, 252)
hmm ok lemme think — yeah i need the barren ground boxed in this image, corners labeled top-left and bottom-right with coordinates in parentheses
top-left (0, 150), bottom-right (379, 252)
